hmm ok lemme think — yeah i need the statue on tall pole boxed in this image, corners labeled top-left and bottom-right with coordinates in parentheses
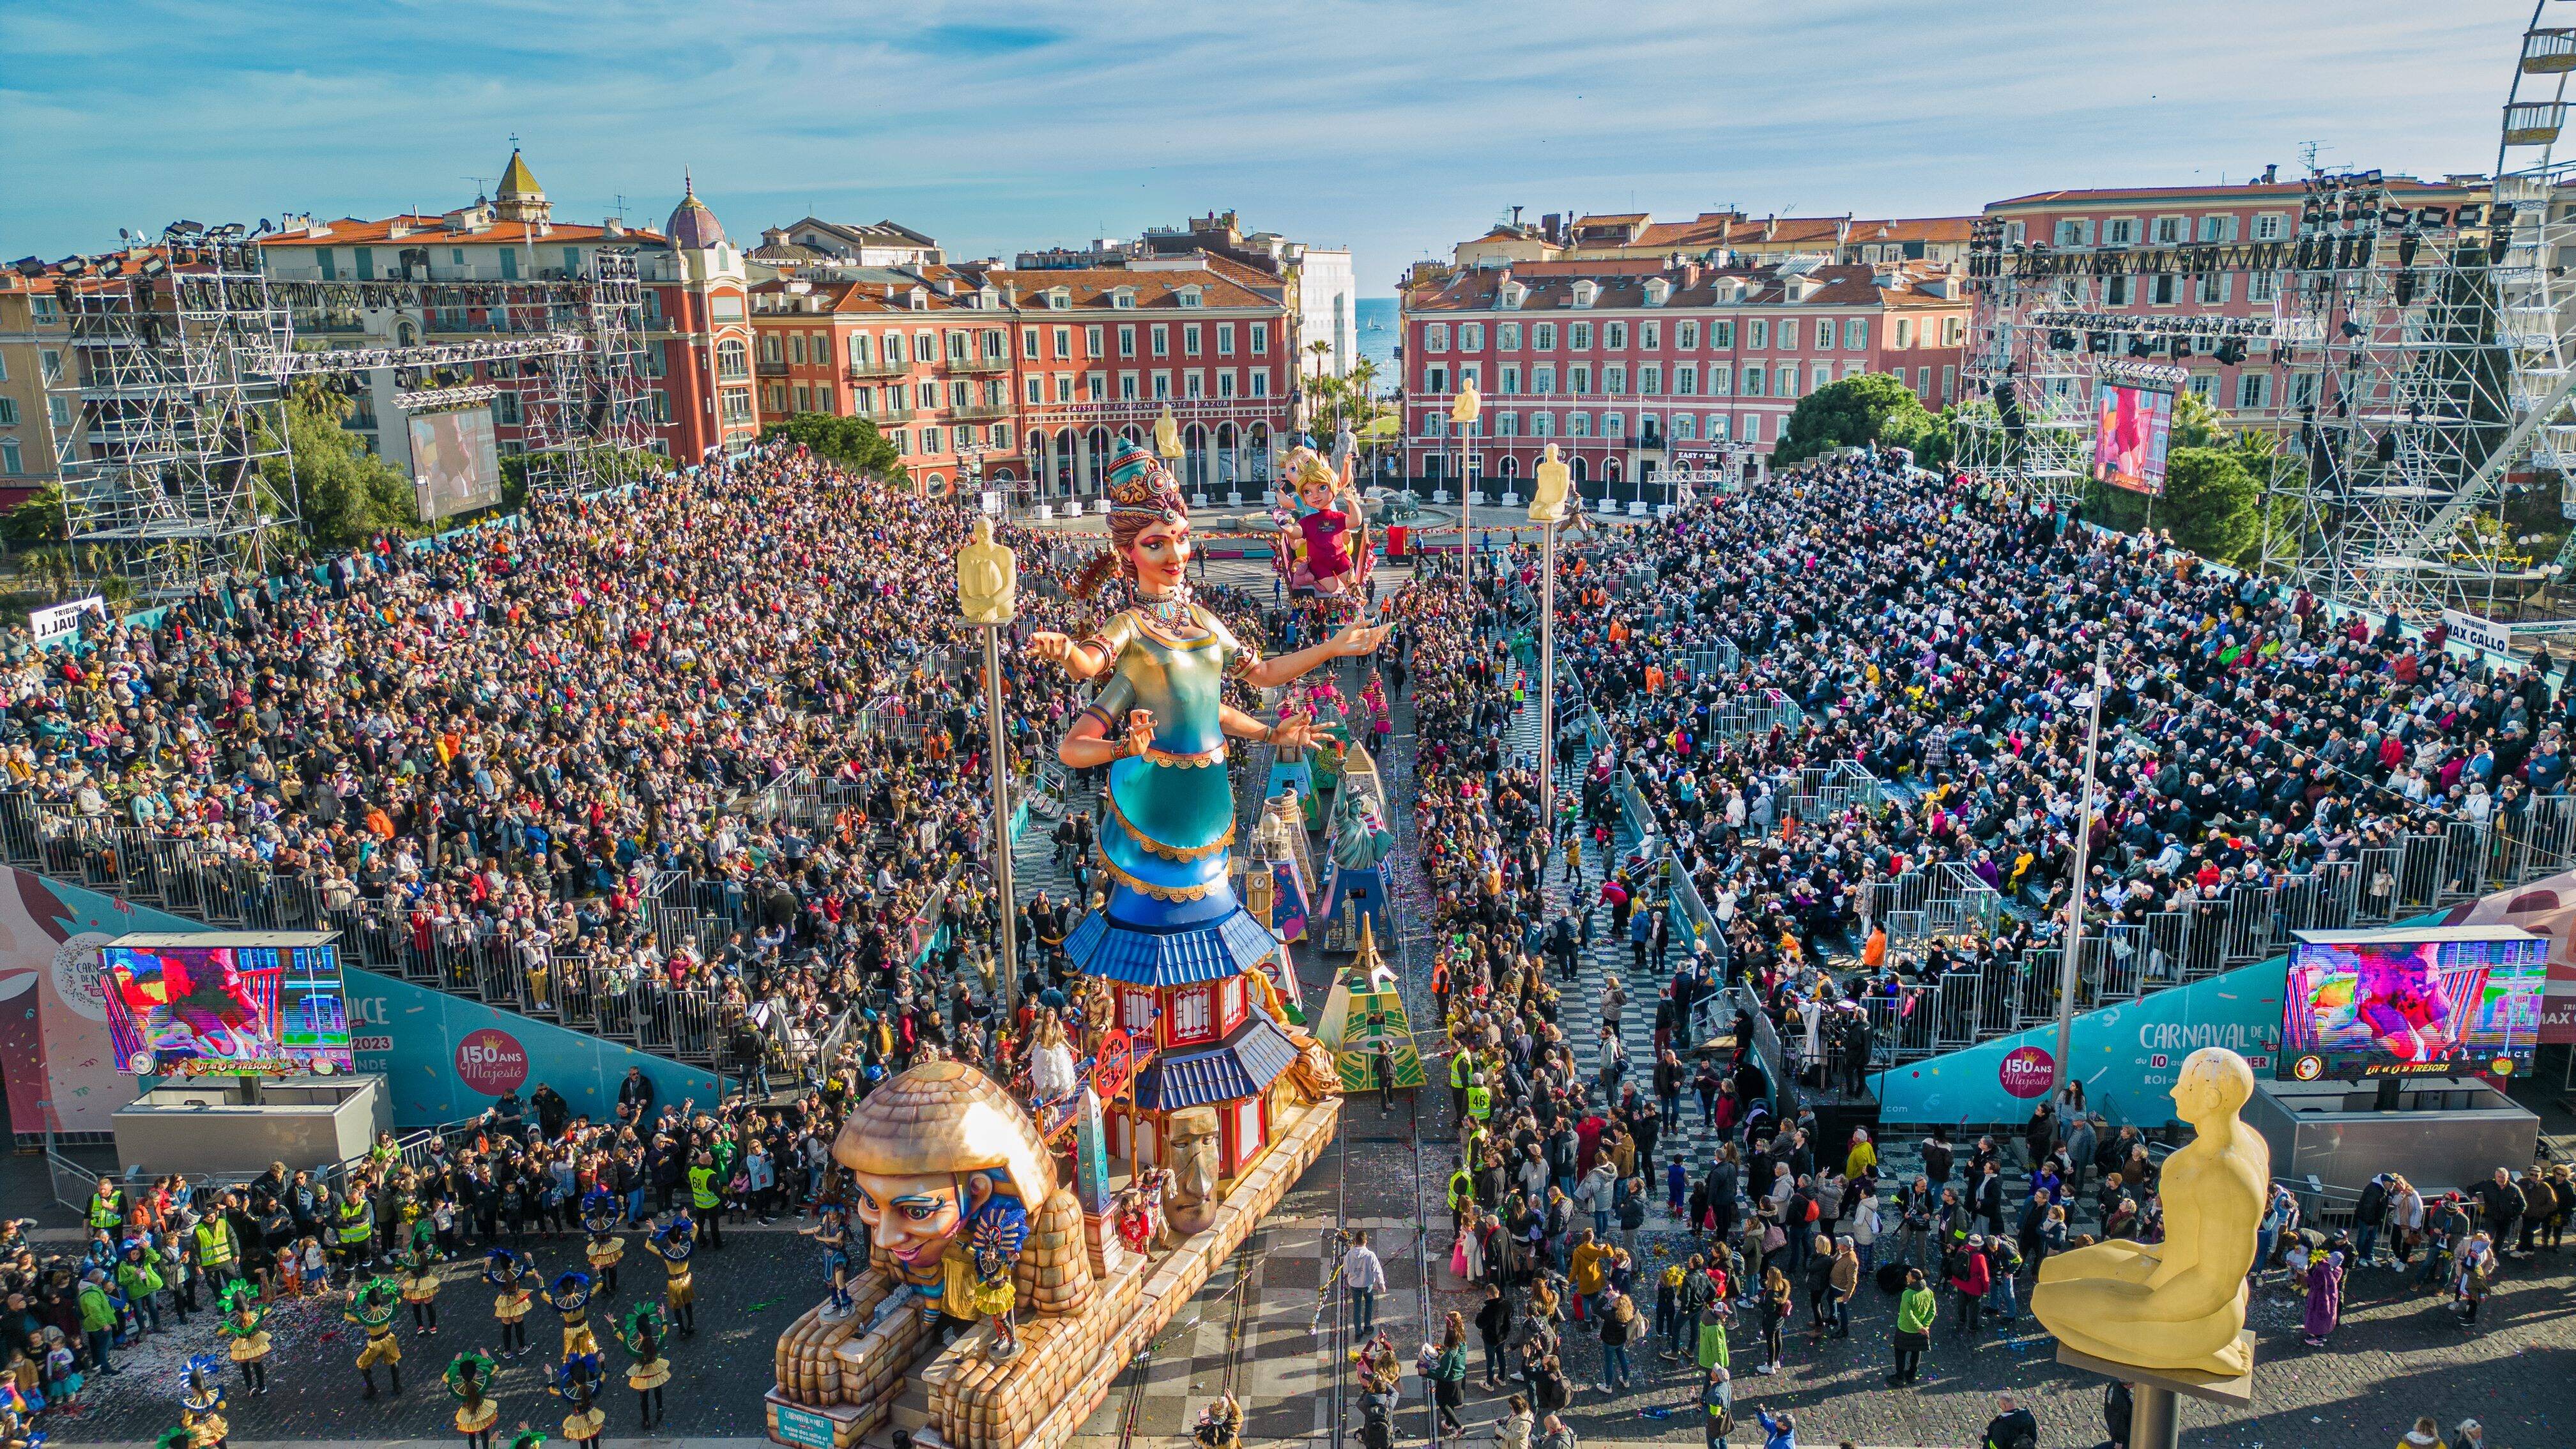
top-left (2032, 1046), bottom-right (2270, 1449)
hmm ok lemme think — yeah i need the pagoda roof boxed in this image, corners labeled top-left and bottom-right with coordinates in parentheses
top-left (1066, 901), bottom-right (1276, 985)
top-left (1134, 1015), bottom-right (1298, 1112)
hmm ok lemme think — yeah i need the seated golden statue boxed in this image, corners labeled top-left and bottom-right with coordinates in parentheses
top-left (957, 516), bottom-right (1017, 625)
top-left (2032, 1046), bottom-right (2269, 1376)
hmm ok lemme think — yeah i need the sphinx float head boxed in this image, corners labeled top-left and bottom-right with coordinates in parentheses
top-left (832, 1059), bottom-right (1057, 1280)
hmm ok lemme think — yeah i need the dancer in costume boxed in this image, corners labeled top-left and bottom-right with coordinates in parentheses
top-left (967, 1194), bottom-right (1029, 1359)
top-left (547, 1352), bottom-right (607, 1449)
top-left (176, 1354), bottom-right (229, 1449)
top-left (444, 1351), bottom-right (501, 1449)
top-left (579, 1189), bottom-right (625, 1296)
top-left (486, 1248), bottom-right (538, 1359)
top-left (796, 1205), bottom-right (854, 1317)
top-left (214, 1280), bottom-right (270, 1395)
top-left (612, 1303), bottom-right (671, 1429)
top-left (346, 1275), bottom-right (405, 1399)
top-left (641, 1214), bottom-right (697, 1337)
top-left (400, 1227), bottom-right (443, 1335)
top-left (541, 1272), bottom-right (599, 1358)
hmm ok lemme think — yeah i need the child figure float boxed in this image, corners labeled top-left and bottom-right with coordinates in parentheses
top-left (1272, 446), bottom-right (1370, 600)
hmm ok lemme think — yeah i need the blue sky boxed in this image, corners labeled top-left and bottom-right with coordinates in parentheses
top-left (0, 0), bottom-right (2534, 292)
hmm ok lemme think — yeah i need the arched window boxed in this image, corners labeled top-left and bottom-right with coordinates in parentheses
top-left (1247, 422), bottom-right (1272, 482)
top-left (716, 339), bottom-right (749, 380)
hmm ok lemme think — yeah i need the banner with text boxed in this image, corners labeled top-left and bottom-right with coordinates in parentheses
top-left (1871, 956), bottom-right (2287, 1127)
top-left (341, 967), bottom-right (721, 1128)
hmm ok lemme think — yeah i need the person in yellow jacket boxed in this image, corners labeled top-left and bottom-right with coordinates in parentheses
top-left (86, 1179), bottom-right (125, 1236)
top-left (1569, 1228), bottom-right (1613, 1325)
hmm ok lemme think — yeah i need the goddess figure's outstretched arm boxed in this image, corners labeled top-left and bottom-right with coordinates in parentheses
top-left (1241, 622), bottom-right (1389, 689)
top-left (1059, 709), bottom-right (1156, 769)
top-left (1220, 705), bottom-right (1329, 751)
top-left (1027, 632), bottom-right (1110, 682)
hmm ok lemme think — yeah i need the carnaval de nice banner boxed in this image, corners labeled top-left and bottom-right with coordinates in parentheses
top-left (1870, 956), bottom-right (2288, 1128)
top-left (0, 858), bottom-right (717, 1137)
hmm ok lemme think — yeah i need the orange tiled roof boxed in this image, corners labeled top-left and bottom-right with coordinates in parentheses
top-left (256, 216), bottom-right (669, 248)
top-left (1404, 260), bottom-right (1965, 314)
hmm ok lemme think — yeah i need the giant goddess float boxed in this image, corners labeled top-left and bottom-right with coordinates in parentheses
top-left (768, 440), bottom-right (1381, 1449)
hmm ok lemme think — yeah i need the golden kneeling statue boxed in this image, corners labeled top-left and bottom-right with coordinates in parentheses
top-left (2032, 1046), bottom-right (2269, 1376)
top-left (958, 516), bottom-right (1018, 625)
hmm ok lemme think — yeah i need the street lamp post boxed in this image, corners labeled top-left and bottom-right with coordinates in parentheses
top-left (957, 519), bottom-right (1021, 1028)
top-left (1531, 444), bottom-right (1572, 831)
top-left (1450, 380), bottom-right (1481, 581)
top-left (2050, 634), bottom-right (2111, 1096)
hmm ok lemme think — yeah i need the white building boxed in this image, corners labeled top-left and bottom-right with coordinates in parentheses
top-left (1296, 245), bottom-right (1356, 378)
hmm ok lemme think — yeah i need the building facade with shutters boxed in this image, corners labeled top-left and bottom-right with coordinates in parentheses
top-left (252, 148), bottom-right (757, 468)
top-left (748, 256), bottom-right (1298, 499)
top-left (1975, 175), bottom-right (2490, 424)
top-left (1399, 256), bottom-right (1969, 496)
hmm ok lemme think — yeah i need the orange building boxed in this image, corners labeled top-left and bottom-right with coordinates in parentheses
top-left (748, 254), bottom-right (1297, 498)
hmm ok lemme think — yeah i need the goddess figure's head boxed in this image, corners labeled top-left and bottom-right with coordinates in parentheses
top-left (1080, 441), bottom-right (1191, 597)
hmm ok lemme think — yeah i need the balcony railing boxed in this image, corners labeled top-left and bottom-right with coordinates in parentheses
top-left (862, 407), bottom-right (917, 425)
top-left (848, 360), bottom-right (910, 380)
top-left (946, 355), bottom-right (1010, 374)
top-left (756, 360), bottom-right (790, 377)
top-left (949, 401), bottom-right (1011, 422)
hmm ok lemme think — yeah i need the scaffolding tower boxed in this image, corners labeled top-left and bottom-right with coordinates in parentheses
top-left (47, 245), bottom-right (298, 597)
top-left (2285, 169), bottom-right (2523, 615)
top-left (1959, 219), bottom-right (2097, 509)
top-left (46, 236), bottom-right (653, 598)
top-left (514, 249), bottom-right (652, 495)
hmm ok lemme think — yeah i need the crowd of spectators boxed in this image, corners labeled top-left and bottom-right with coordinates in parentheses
top-left (5, 442), bottom-right (1281, 1088)
top-left (0, 440), bottom-right (1312, 1423)
top-left (1366, 531), bottom-right (2557, 1448)
top-left (1538, 457), bottom-right (2575, 1064)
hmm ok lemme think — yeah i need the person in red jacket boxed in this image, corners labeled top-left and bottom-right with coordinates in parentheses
top-left (1947, 1232), bottom-right (1991, 1335)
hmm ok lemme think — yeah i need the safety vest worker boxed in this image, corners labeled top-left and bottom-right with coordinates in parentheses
top-left (687, 1162), bottom-right (720, 1213)
top-left (1466, 1080), bottom-right (1493, 1122)
top-left (336, 1193), bottom-right (374, 1246)
top-left (194, 1216), bottom-right (237, 1273)
top-left (87, 1182), bottom-right (125, 1233)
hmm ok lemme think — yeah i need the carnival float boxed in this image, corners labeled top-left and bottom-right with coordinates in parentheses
top-left (767, 440), bottom-right (1378, 1449)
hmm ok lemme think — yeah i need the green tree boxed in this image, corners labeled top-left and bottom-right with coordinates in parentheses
top-left (2, 481), bottom-right (69, 549)
top-left (2160, 445), bottom-right (2260, 562)
top-left (760, 412), bottom-right (899, 478)
top-left (2168, 387), bottom-right (2224, 450)
top-left (263, 378), bottom-right (420, 552)
top-left (1773, 372), bottom-right (1940, 464)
